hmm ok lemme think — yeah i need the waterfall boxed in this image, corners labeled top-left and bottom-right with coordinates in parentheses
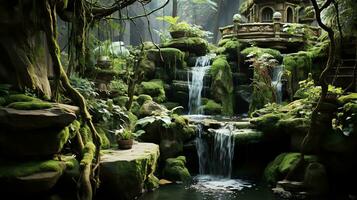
top-left (188, 56), bottom-right (211, 115)
top-left (271, 65), bottom-right (284, 104)
top-left (196, 124), bottom-right (236, 178)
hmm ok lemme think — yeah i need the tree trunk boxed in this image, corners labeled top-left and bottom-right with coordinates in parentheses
top-left (172, 0), bottom-right (178, 17)
top-left (0, 1), bottom-right (52, 97)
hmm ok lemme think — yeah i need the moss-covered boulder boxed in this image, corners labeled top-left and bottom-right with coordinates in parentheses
top-left (147, 48), bottom-right (186, 69)
top-left (137, 94), bottom-right (153, 105)
top-left (241, 47), bottom-right (282, 61)
top-left (162, 156), bottom-right (191, 182)
top-left (99, 143), bottom-right (160, 200)
top-left (0, 157), bottom-right (73, 195)
top-left (138, 100), bottom-right (168, 118)
top-left (135, 114), bottom-right (195, 160)
top-left (201, 99), bottom-right (222, 115)
top-left (217, 38), bottom-right (245, 59)
top-left (263, 153), bottom-right (318, 185)
top-left (209, 56), bottom-right (234, 116)
top-left (137, 79), bottom-right (166, 103)
top-left (162, 37), bottom-right (208, 56)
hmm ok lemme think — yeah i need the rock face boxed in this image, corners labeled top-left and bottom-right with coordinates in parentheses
top-left (162, 37), bottom-right (208, 56)
top-left (99, 143), bottom-right (160, 200)
top-left (0, 104), bottom-right (77, 157)
top-left (0, 106), bottom-right (76, 130)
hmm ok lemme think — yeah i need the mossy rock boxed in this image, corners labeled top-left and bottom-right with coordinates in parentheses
top-left (0, 157), bottom-right (72, 194)
top-left (263, 152), bottom-right (318, 185)
top-left (137, 80), bottom-right (166, 103)
top-left (138, 100), bottom-right (168, 118)
top-left (96, 126), bottom-right (111, 149)
top-left (241, 47), bottom-right (282, 61)
top-left (137, 94), bottom-right (153, 105)
top-left (201, 100), bottom-right (222, 115)
top-left (0, 97), bottom-right (6, 106)
top-left (147, 48), bottom-right (186, 69)
top-left (7, 101), bottom-right (52, 110)
top-left (210, 56), bottom-right (234, 116)
top-left (162, 37), bottom-right (208, 56)
top-left (163, 156), bottom-right (191, 182)
top-left (99, 143), bottom-right (160, 199)
top-left (0, 126), bottom-right (70, 157)
top-left (4, 94), bottom-right (38, 105)
top-left (217, 38), bottom-right (245, 59)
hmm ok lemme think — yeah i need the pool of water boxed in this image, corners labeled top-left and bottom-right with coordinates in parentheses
top-left (140, 175), bottom-right (277, 200)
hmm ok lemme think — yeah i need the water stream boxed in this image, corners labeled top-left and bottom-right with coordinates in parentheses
top-left (271, 65), bottom-right (284, 104)
top-left (188, 56), bottom-right (211, 115)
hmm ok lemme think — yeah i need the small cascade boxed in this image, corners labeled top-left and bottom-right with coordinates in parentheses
top-left (211, 124), bottom-right (236, 178)
top-left (188, 56), bottom-right (211, 115)
top-left (271, 65), bottom-right (284, 104)
top-left (196, 124), bottom-right (209, 174)
top-left (196, 124), bottom-right (235, 178)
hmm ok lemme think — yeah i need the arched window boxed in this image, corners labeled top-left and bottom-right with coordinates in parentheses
top-left (261, 7), bottom-right (274, 22)
top-left (287, 7), bottom-right (294, 23)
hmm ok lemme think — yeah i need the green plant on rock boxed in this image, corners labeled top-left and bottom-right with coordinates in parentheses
top-left (115, 128), bottom-right (133, 140)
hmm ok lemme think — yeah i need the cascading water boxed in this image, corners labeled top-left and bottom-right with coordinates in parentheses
top-left (193, 123), bottom-right (251, 194)
top-left (211, 124), bottom-right (235, 178)
top-left (271, 65), bottom-right (284, 104)
top-left (188, 56), bottom-right (211, 115)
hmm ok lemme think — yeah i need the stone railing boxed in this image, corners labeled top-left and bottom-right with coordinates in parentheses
top-left (219, 20), bottom-right (320, 47)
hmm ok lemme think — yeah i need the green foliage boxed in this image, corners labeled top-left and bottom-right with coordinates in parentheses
top-left (110, 79), bottom-right (127, 96)
top-left (202, 99), bottom-right (222, 115)
top-left (70, 75), bottom-right (98, 99)
top-left (0, 84), bottom-right (11, 96)
top-left (116, 128), bottom-right (134, 140)
top-left (81, 142), bottom-right (96, 166)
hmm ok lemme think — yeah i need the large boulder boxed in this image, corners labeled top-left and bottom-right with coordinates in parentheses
top-left (137, 79), bottom-right (166, 103)
top-left (0, 157), bottom-right (73, 195)
top-left (0, 106), bottom-right (76, 131)
top-left (138, 100), bottom-right (168, 118)
top-left (162, 37), bottom-right (208, 56)
top-left (162, 156), bottom-right (191, 182)
top-left (147, 48), bottom-right (186, 69)
top-left (99, 143), bottom-right (160, 200)
top-left (263, 152), bottom-right (318, 185)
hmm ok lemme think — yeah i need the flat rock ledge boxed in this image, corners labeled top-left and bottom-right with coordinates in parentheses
top-left (99, 142), bottom-right (160, 200)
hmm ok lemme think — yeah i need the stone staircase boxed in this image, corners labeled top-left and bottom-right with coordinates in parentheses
top-left (327, 38), bottom-right (357, 92)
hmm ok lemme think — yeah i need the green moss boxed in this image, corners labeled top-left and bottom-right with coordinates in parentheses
top-left (283, 52), bottom-right (312, 92)
top-left (0, 159), bottom-right (65, 178)
top-left (241, 47), bottom-right (282, 61)
top-left (5, 94), bottom-right (37, 105)
top-left (147, 48), bottom-right (186, 69)
top-left (217, 38), bottom-right (243, 57)
top-left (137, 94), bottom-right (153, 105)
top-left (96, 126), bottom-right (111, 149)
top-left (210, 56), bottom-right (234, 116)
top-left (138, 79), bottom-right (166, 103)
top-left (7, 101), bottom-right (52, 110)
top-left (338, 93), bottom-right (357, 105)
top-left (81, 142), bottom-right (96, 166)
top-left (58, 127), bottom-right (70, 151)
top-left (163, 156), bottom-right (191, 182)
top-left (263, 153), bottom-right (318, 185)
top-left (162, 37), bottom-right (208, 56)
top-left (113, 96), bottom-right (129, 107)
top-left (202, 100), bottom-right (222, 115)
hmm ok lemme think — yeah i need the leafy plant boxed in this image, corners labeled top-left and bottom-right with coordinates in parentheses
top-left (0, 84), bottom-right (11, 96)
top-left (115, 128), bottom-right (133, 140)
top-left (70, 75), bottom-right (98, 99)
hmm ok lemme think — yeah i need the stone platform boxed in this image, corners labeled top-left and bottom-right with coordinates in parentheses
top-left (99, 142), bottom-right (160, 200)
